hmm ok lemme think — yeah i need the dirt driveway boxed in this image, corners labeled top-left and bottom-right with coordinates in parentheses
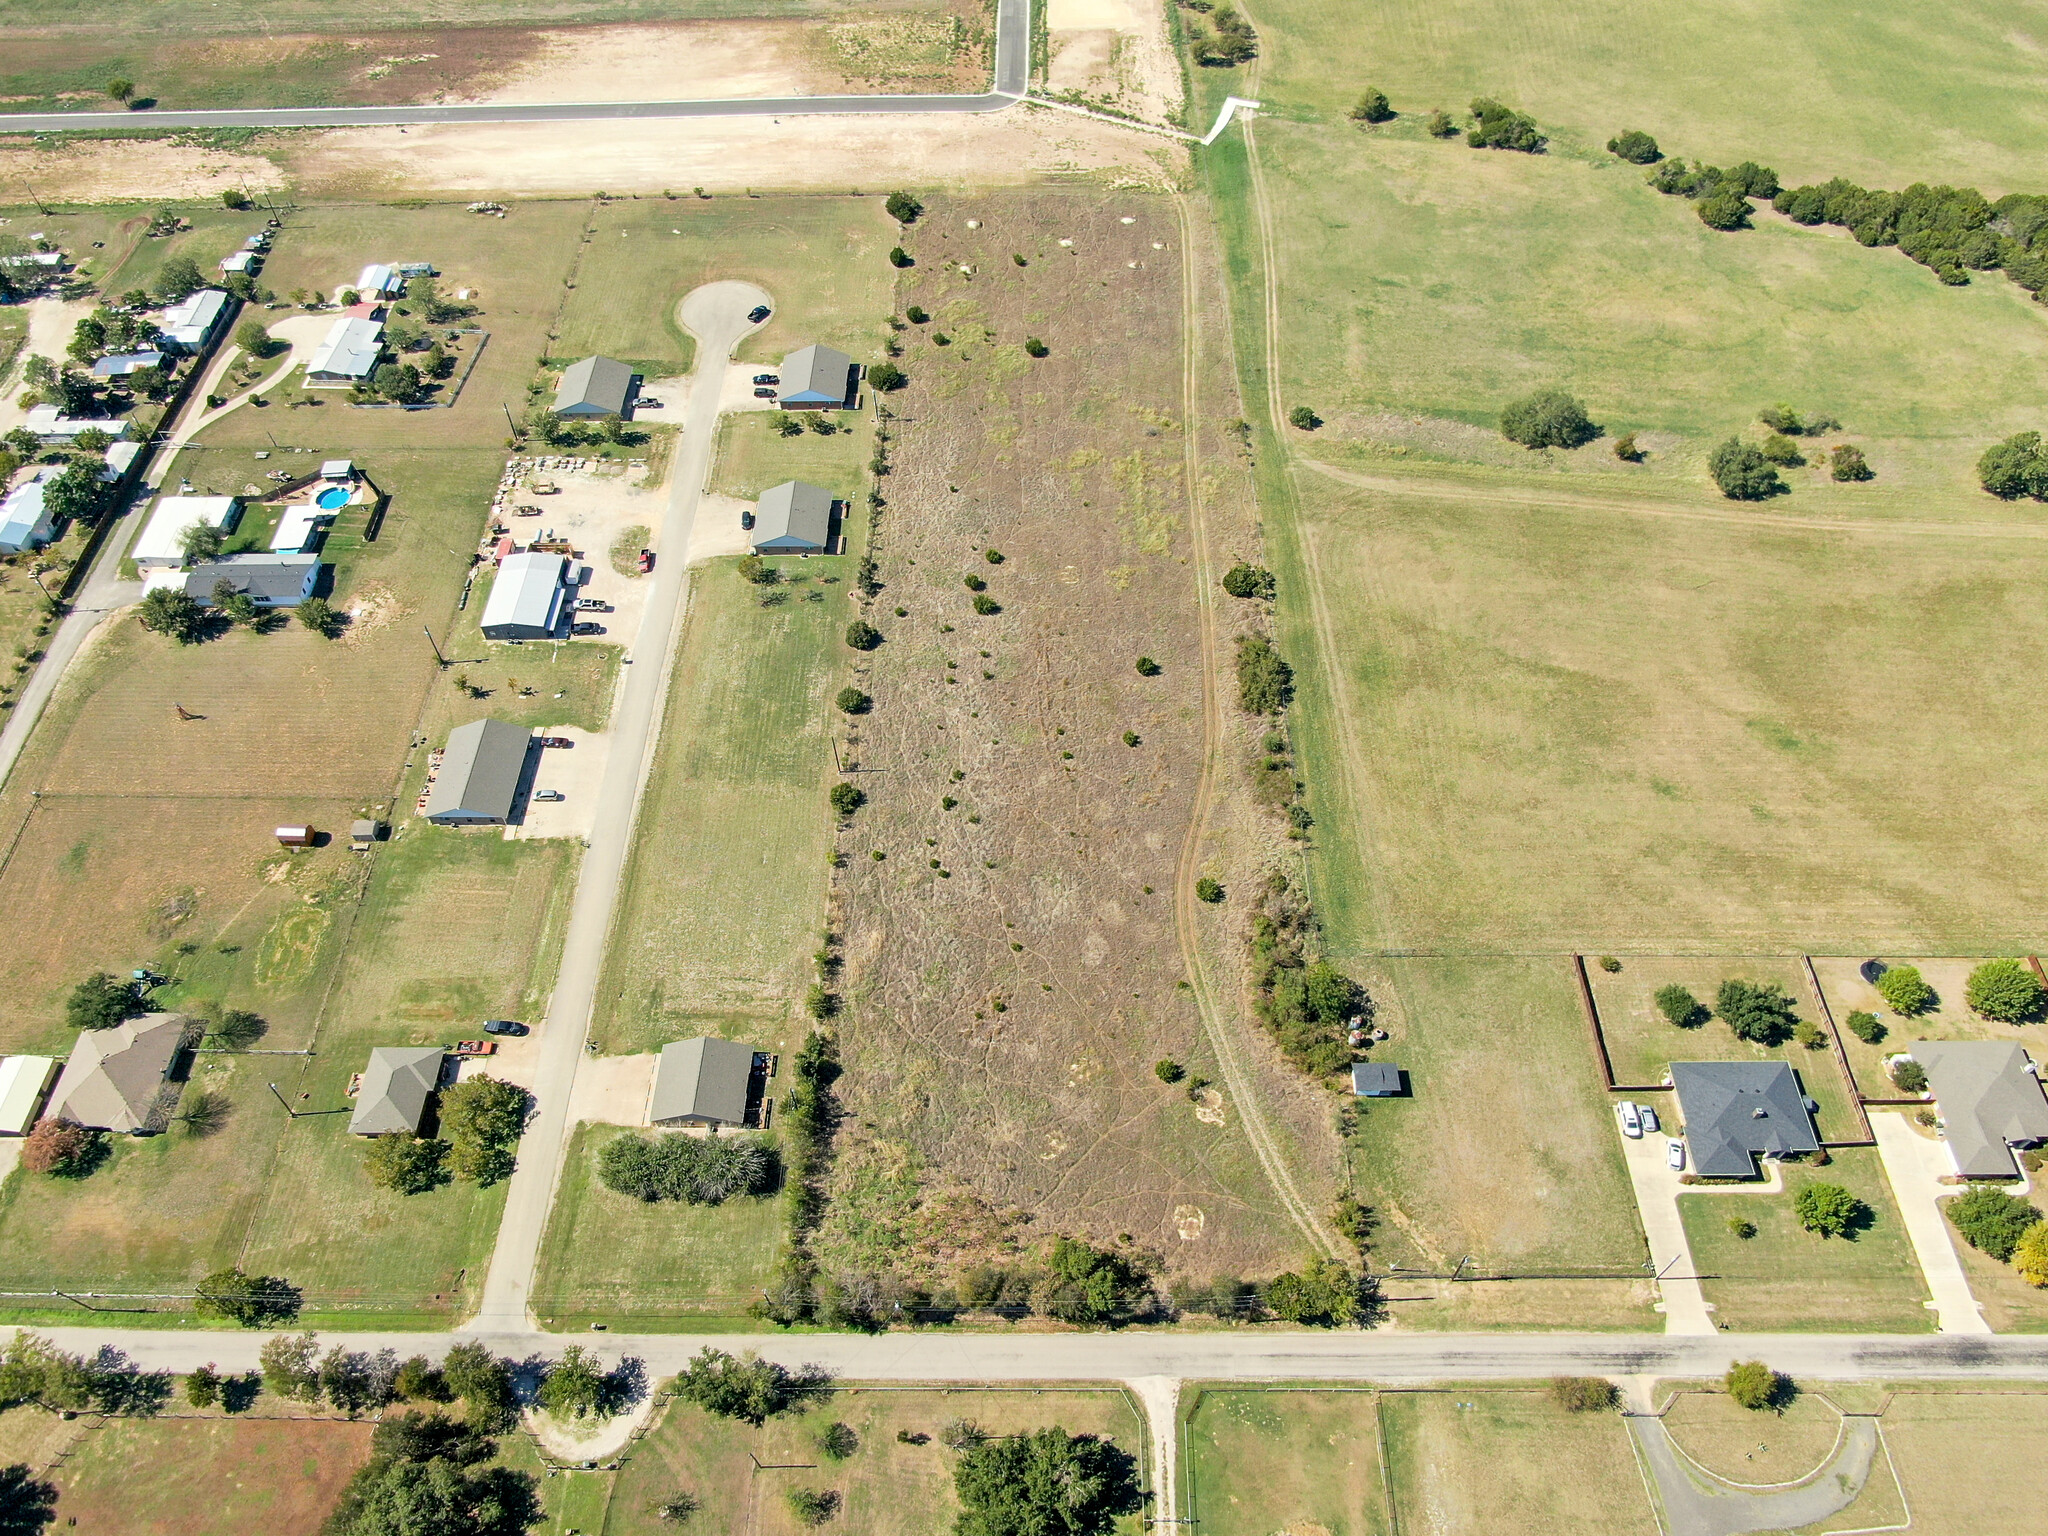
top-left (0, 295), bottom-right (98, 433)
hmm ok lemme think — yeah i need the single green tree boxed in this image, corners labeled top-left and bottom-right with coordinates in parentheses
top-left (1287, 404), bottom-right (1319, 430)
top-left (106, 79), bottom-right (135, 103)
top-left (185, 1363), bottom-right (220, 1408)
top-left (1759, 432), bottom-right (1804, 465)
top-left (296, 596), bottom-right (342, 638)
top-left (153, 255), bottom-right (206, 301)
top-left (1612, 431), bottom-right (1642, 462)
top-left (845, 620), bottom-right (881, 651)
top-left (669, 1348), bottom-right (820, 1424)
top-left (1606, 129), bottom-right (1661, 164)
top-left (1195, 877), bottom-right (1224, 903)
top-left (537, 1345), bottom-right (613, 1421)
top-left (1977, 432), bottom-right (2048, 501)
top-left (835, 686), bottom-right (871, 714)
top-left (1350, 87), bottom-right (1394, 124)
top-left (66, 971), bottom-right (140, 1030)
top-left (1134, 656), bottom-right (1161, 676)
top-left (194, 1268), bottom-right (300, 1326)
top-left (953, 1425), bottom-right (1141, 1536)
top-left (212, 580), bottom-right (260, 629)
top-left (1875, 963), bottom-right (1935, 1016)
top-left (885, 191), bottom-right (923, 223)
top-left (364, 1132), bottom-right (448, 1195)
top-left (1222, 563), bottom-right (1275, 600)
top-left (785, 1488), bottom-right (839, 1527)
top-left (1844, 1010), bottom-right (1884, 1043)
top-left (1830, 444), bottom-right (1873, 481)
top-left (1725, 1360), bottom-right (1785, 1410)
top-left (1425, 108), bottom-right (1460, 138)
top-left (1235, 634), bottom-right (1292, 713)
top-left (1023, 337), bottom-right (1048, 357)
top-left (1714, 978), bottom-right (1799, 1044)
top-left (1154, 1059), bottom-right (1184, 1084)
top-left (888, 246), bottom-right (913, 268)
top-left (1793, 1182), bottom-right (1866, 1237)
top-left (1653, 983), bottom-right (1705, 1029)
top-left (1708, 438), bottom-right (1783, 500)
top-left (1698, 188), bottom-right (1754, 230)
top-left (1891, 1058), bottom-right (1929, 1093)
top-left (1499, 389), bottom-right (1596, 449)
top-left (232, 318), bottom-right (273, 356)
top-left (1966, 958), bottom-right (2047, 1022)
top-left (830, 782), bottom-right (864, 816)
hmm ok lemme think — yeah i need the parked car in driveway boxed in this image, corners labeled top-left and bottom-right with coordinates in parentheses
top-left (532, 790), bottom-right (564, 803)
top-left (636, 549), bottom-right (654, 572)
top-left (752, 373), bottom-right (779, 385)
top-left (574, 597), bottom-right (609, 611)
top-left (1639, 1104), bottom-right (1660, 1135)
top-left (482, 1019), bottom-right (528, 1036)
top-left (740, 509), bottom-right (754, 530)
top-left (752, 387), bottom-right (777, 398)
top-left (1617, 1101), bottom-right (1642, 1138)
top-left (748, 305), bottom-right (771, 323)
top-left (538, 736), bottom-right (573, 748)
top-left (1667, 1138), bottom-right (1686, 1170)
top-left (571, 622), bottom-right (604, 635)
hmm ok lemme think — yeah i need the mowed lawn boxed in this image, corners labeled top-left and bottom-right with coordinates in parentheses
top-left (591, 558), bottom-right (845, 1054)
top-left (1876, 1391), bottom-right (2048, 1534)
top-left (1183, 1389), bottom-right (1388, 1536)
top-left (1678, 1148), bottom-right (1929, 1332)
top-left (605, 1387), bottom-right (1148, 1536)
top-left (710, 409), bottom-right (873, 504)
top-left (1285, 479), bottom-right (2048, 953)
top-left (532, 1123), bottom-right (785, 1325)
top-left (1341, 957), bottom-right (1647, 1278)
top-left (553, 194), bottom-right (898, 378)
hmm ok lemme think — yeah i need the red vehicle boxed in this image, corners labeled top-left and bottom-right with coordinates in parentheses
top-left (636, 549), bottom-right (654, 573)
top-left (539, 736), bottom-right (573, 749)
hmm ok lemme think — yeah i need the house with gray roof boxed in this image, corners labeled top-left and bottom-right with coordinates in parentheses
top-left (553, 356), bottom-right (637, 418)
top-left (424, 719), bottom-right (531, 825)
top-left (350, 1046), bottom-right (446, 1136)
top-left (751, 481), bottom-right (835, 554)
top-left (778, 344), bottom-right (855, 409)
top-left (648, 1037), bottom-right (759, 1128)
top-left (184, 554), bottom-right (320, 608)
top-left (1669, 1060), bottom-right (1819, 1178)
top-left (45, 1015), bottom-right (191, 1135)
top-left (1910, 1040), bottom-right (2048, 1178)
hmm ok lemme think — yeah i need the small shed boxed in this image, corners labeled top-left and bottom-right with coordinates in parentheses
top-left (0, 470), bottom-right (57, 555)
top-left (275, 825), bottom-right (316, 847)
top-left (649, 1037), bottom-right (758, 1128)
top-left (0, 1056), bottom-right (59, 1136)
top-left (1350, 1061), bottom-right (1404, 1097)
top-left (750, 481), bottom-right (835, 554)
top-left (356, 263), bottom-right (401, 297)
top-left (220, 250), bottom-right (256, 274)
top-left (424, 719), bottom-right (532, 825)
top-left (350, 1046), bottom-right (445, 1136)
top-left (91, 350), bottom-right (166, 379)
top-left (553, 356), bottom-right (637, 418)
top-left (778, 344), bottom-right (855, 409)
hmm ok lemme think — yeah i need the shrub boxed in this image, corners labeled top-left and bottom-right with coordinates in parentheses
top-left (1890, 1058), bottom-right (1928, 1094)
top-left (1946, 1186), bottom-right (2042, 1262)
top-left (866, 361), bottom-right (905, 392)
top-left (1425, 109), bottom-right (1459, 138)
top-left (1828, 444), bottom-right (1872, 481)
top-left (1263, 1255), bottom-right (1372, 1327)
top-left (655, 1491), bottom-right (700, 1525)
top-left (1606, 129), bottom-right (1661, 164)
top-left (1698, 188), bottom-right (1754, 230)
top-left (1154, 1059), bottom-right (1185, 1084)
top-left (1613, 432), bottom-right (1642, 462)
top-left (2016, 1222), bottom-right (2048, 1288)
top-left (1122, 730), bottom-right (1139, 747)
top-left (1499, 389), bottom-right (1596, 449)
top-left (817, 1421), bottom-right (858, 1461)
top-left (1759, 432), bottom-right (1804, 465)
top-left (1195, 877), bottom-right (1224, 903)
top-left (1715, 978), bottom-right (1799, 1044)
top-left (835, 687), bottom-right (871, 714)
top-left (1222, 562), bottom-right (1275, 600)
top-left (1287, 404), bottom-right (1318, 430)
top-left (19, 1120), bottom-right (102, 1177)
top-left (1874, 963), bottom-right (1935, 1016)
top-left (829, 782), bottom-right (864, 816)
top-left (1725, 1360), bottom-right (1786, 1410)
top-left (1023, 337), bottom-right (1048, 357)
top-left (1708, 438), bottom-right (1783, 499)
top-left (1235, 634), bottom-right (1292, 713)
top-left (1598, 955), bottom-right (1621, 973)
top-left (1134, 656), bottom-right (1161, 676)
top-left (297, 596), bottom-right (342, 638)
top-left (1551, 1376), bottom-right (1619, 1412)
top-left (888, 246), bottom-right (911, 268)
top-left (1977, 432), bottom-right (2048, 500)
top-left (1793, 1182), bottom-right (1866, 1237)
top-left (1654, 984), bottom-right (1706, 1029)
top-left (1727, 1216), bottom-right (1757, 1239)
top-left (1350, 87), bottom-right (1394, 124)
top-left (984, 548), bottom-right (1004, 563)
top-left (185, 1363), bottom-right (220, 1407)
top-left (885, 191), bottom-right (923, 223)
top-left (844, 620), bottom-right (881, 651)
top-left (1758, 405), bottom-right (1804, 434)
top-left (971, 593), bottom-right (1000, 615)
top-left (1794, 1020), bottom-right (1829, 1050)
top-left (1844, 1010), bottom-right (1884, 1043)
top-left (1466, 97), bottom-right (1544, 152)
top-left (1966, 958), bottom-right (2046, 1022)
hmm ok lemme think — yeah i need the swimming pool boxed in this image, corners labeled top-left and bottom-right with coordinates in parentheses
top-left (315, 486), bottom-right (350, 510)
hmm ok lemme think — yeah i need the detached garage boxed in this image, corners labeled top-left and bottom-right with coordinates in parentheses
top-left (424, 719), bottom-right (532, 825)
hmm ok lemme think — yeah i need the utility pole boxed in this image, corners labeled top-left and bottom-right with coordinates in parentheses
top-left (503, 402), bottom-right (518, 436)
top-left (266, 1082), bottom-right (300, 1118)
top-left (423, 625), bottom-right (448, 666)
top-left (23, 180), bottom-right (48, 215)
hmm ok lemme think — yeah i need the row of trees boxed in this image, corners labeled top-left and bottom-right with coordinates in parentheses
top-left (1179, 1), bottom-right (1258, 67)
top-left (1248, 873), bottom-right (1366, 1079)
top-left (137, 585), bottom-right (342, 644)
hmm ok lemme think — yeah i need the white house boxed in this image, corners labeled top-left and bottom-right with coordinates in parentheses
top-left (158, 289), bottom-right (230, 353)
top-left (23, 406), bottom-right (131, 444)
top-left (220, 250), bottom-right (257, 275)
top-left (0, 470), bottom-right (57, 554)
top-left (306, 315), bottom-right (384, 385)
top-left (131, 495), bottom-right (241, 569)
top-left (97, 441), bottom-right (142, 483)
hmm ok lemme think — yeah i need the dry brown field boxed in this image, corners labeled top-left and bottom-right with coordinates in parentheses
top-left (825, 187), bottom-right (1337, 1284)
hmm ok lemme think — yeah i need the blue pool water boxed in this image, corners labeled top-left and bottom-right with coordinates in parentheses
top-left (316, 486), bottom-right (350, 510)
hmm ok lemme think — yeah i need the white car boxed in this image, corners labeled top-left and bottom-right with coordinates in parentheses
top-left (1640, 1105), bottom-right (1660, 1135)
top-left (1617, 1101), bottom-right (1642, 1138)
top-left (1667, 1138), bottom-right (1687, 1171)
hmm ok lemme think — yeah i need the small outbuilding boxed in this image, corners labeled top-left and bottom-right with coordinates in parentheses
top-left (0, 1056), bottom-right (58, 1136)
top-left (220, 250), bottom-right (256, 275)
top-left (1669, 1060), bottom-right (1820, 1178)
top-left (423, 719), bottom-right (532, 825)
top-left (44, 1015), bottom-right (190, 1135)
top-left (23, 406), bottom-right (132, 444)
top-left (1349, 1061), bottom-right (1404, 1097)
top-left (132, 495), bottom-right (241, 569)
top-left (553, 356), bottom-right (637, 419)
top-left (356, 263), bottom-right (401, 297)
top-left (480, 550), bottom-right (568, 640)
top-left (91, 350), bottom-right (166, 380)
top-left (649, 1036), bottom-right (760, 1129)
top-left (1909, 1040), bottom-right (2048, 1179)
top-left (350, 1046), bottom-right (446, 1136)
top-left (184, 553), bottom-right (320, 608)
top-left (778, 344), bottom-right (856, 409)
top-left (750, 481), bottom-right (835, 554)
top-left (0, 470), bottom-right (58, 555)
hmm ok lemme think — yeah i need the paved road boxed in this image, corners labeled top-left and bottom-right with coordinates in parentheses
top-left (0, 0), bottom-right (1029, 134)
top-left (468, 281), bottom-right (771, 1331)
top-left (1628, 1414), bottom-right (1879, 1536)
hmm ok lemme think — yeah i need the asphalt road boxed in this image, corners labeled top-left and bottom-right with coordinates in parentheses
top-left (468, 281), bottom-right (771, 1331)
top-left (0, 0), bottom-right (1029, 133)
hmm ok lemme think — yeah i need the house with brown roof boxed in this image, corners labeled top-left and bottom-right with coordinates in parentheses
top-left (44, 1015), bottom-right (191, 1135)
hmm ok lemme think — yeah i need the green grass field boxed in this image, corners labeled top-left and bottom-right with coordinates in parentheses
top-left (531, 1123), bottom-right (786, 1324)
top-left (1183, 1389), bottom-right (1388, 1536)
top-left (1678, 1147), bottom-right (1930, 1331)
top-left (710, 411), bottom-right (872, 503)
top-left (591, 557), bottom-right (847, 1054)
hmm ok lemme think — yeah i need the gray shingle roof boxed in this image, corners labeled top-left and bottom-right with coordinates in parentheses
top-left (1670, 1060), bottom-right (1819, 1177)
top-left (649, 1037), bottom-right (756, 1126)
top-left (350, 1046), bottom-right (445, 1135)
top-left (1912, 1040), bottom-right (2048, 1177)
top-left (46, 1015), bottom-right (190, 1134)
top-left (778, 344), bottom-right (852, 406)
top-left (752, 481), bottom-right (834, 551)
top-left (1350, 1061), bottom-right (1402, 1095)
top-left (554, 356), bottom-right (635, 416)
top-left (424, 719), bottom-right (531, 824)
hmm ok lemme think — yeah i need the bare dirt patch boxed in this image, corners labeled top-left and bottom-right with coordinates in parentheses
top-left (823, 187), bottom-right (1327, 1283)
top-left (1045, 0), bottom-right (1184, 124)
top-left (472, 21), bottom-right (839, 103)
top-left (0, 138), bottom-right (285, 205)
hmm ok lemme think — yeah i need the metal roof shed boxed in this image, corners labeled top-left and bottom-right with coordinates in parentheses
top-left (1349, 1061), bottom-right (1403, 1097)
top-left (778, 344), bottom-right (854, 408)
top-left (350, 1046), bottom-right (446, 1135)
top-left (132, 495), bottom-right (241, 568)
top-left (0, 1056), bottom-right (58, 1136)
top-left (751, 481), bottom-right (834, 553)
top-left (480, 550), bottom-right (567, 640)
top-left (1670, 1060), bottom-right (1820, 1178)
top-left (423, 719), bottom-right (532, 825)
top-left (649, 1037), bottom-right (757, 1127)
top-left (1912, 1040), bottom-right (2048, 1178)
top-left (553, 356), bottom-right (637, 418)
